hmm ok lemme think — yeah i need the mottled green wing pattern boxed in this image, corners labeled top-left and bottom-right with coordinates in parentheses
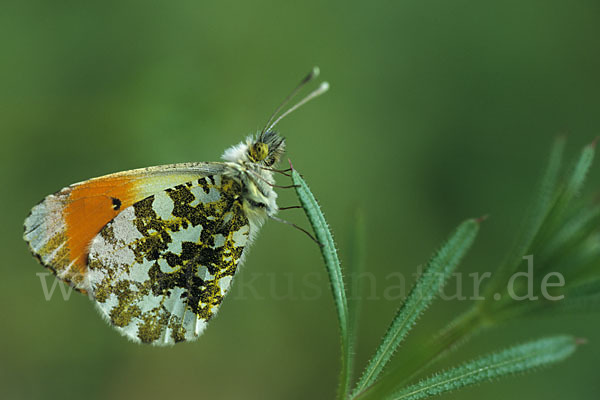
top-left (87, 174), bottom-right (250, 345)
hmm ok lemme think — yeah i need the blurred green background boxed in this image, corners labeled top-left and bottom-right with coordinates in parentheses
top-left (1, 1), bottom-right (599, 399)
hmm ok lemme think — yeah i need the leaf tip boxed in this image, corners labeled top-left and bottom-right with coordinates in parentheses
top-left (575, 337), bottom-right (588, 346)
top-left (590, 137), bottom-right (599, 149)
top-left (476, 214), bottom-right (490, 224)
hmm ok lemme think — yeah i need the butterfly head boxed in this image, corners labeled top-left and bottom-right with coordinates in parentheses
top-left (222, 131), bottom-right (285, 167)
top-left (248, 131), bottom-right (285, 166)
top-left (224, 67), bottom-right (328, 168)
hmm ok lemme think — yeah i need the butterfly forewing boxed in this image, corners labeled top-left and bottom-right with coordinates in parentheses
top-left (87, 175), bottom-right (250, 345)
top-left (23, 162), bottom-right (229, 291)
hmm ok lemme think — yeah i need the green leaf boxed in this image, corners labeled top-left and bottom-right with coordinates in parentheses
top-left (551, 277), bottom-right (600, 313)
top-left (483, 137), bottom-right (565, 300)
top-left (567, 277), bottom-right (600, 296)
top-left (558, 141), bottom-right (596, 208)
top-left (558, 233), bottom-right (600, 281)
top-left (537, 204), bottom-right (600, 269)
top-left (352, 218), bottom-right (480, 397)
top-left (290, 167), bottom-right (351, 399)
top-left (386, 335), bottom-right (578, 400)
top-left (485, 140), bottom-right (597, 315)
top-left (532, 141), bottom-right (596, 251)
top-left (486, 272), bottom-right (600, 322)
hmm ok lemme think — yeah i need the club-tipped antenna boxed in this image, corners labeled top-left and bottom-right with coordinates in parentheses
top-left (264, 81), bottom-right (329, 134)
top-left (261, 67), bottom-right (328, 135)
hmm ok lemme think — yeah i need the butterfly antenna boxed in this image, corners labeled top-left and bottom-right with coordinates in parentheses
top-left (261, 67), bottom-right (325, 135)
top-left (265, 81), bottom-right (329, 134)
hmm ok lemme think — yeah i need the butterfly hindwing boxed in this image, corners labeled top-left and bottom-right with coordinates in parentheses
top-left (87, 174), bottom-right (250, 345)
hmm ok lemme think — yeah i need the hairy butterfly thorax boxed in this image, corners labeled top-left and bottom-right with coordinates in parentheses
top-left (23, 67), bottom-right (328, 345)
top-left (222, 130), bottom-right (287, 236)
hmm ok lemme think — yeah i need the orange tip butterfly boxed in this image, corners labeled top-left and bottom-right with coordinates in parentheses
top-left (24, 67), bottom-right (329, 345)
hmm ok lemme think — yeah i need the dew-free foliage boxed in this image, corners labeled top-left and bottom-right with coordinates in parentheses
top-left (291, 138), bottom-right (598, 399)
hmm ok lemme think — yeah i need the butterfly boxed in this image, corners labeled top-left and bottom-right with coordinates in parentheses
top-left (23, 68), bottom-right (329, 345)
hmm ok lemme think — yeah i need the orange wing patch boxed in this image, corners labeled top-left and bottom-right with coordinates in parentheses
top-left (24, 176), bottom-right (138, 291)
top-left (63, 176), bottom-right (138, 282)
top-left (24, 162), bottom-right (221, 291)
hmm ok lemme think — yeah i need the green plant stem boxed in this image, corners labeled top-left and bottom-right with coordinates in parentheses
top-left (396, 308), bottom-right (486, 384)
top-left (346, 208), bottom-right (367, 396)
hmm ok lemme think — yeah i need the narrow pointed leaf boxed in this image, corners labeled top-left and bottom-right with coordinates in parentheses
top-left (558, 142), bottom-right (596, 210)
top-left (484, 137), bottom-right (564, 299)
top-left (550, 278), bottom-right (600, 313)
top-left (290, 167), bottom-right (351, 399)
top-left (538, 204), bottom-right (600, 268)
top-left (533, 141), bottom-right (596, 250)
top-left (567, 277), bottom-right (600, 296)
top-left (352, 218), bottom-right (480, 396)
top-left (485, 273), bottom-right (600, 322)
top-left (387, 335), bottom-right (578, 400)
top-left (559, 233), bottom-right (600, 281)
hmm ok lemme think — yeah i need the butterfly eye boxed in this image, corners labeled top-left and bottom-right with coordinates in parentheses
top-left (249, 142), bottom-right (269, 162)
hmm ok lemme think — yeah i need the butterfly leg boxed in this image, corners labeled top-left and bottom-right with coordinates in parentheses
top-left (259, 166), bottom-right (293, 177)
top-left (269, 215), bottom-right (322, 246)
top-left (278, 205), bottom-right (303, 211)
top-left (247, 168), bottom-right (300, 189)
